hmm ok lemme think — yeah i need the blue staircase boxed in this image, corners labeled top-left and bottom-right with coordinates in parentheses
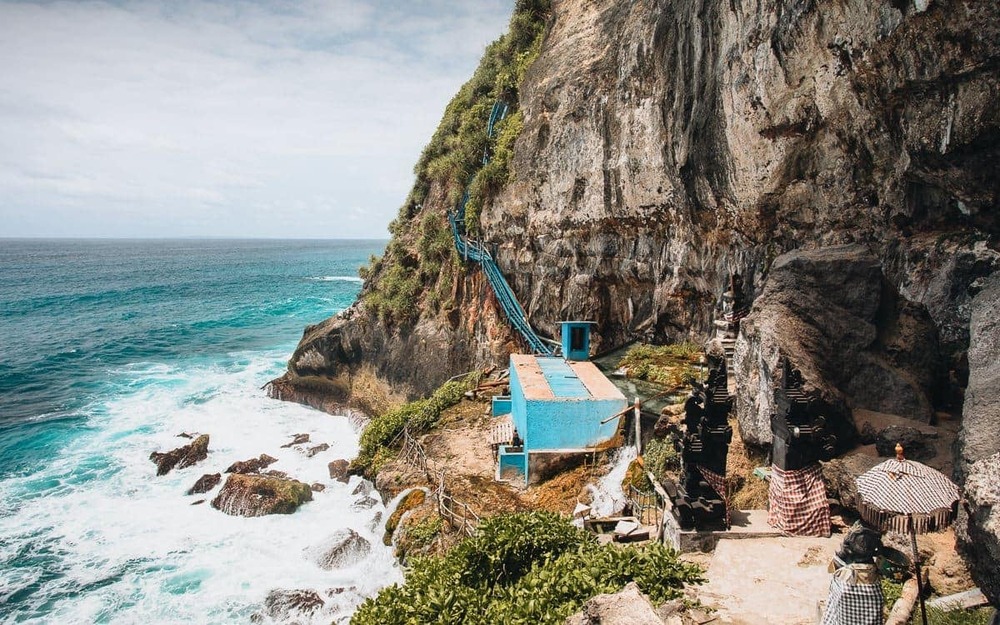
top-left (449, 102), bottom-right (555, 356)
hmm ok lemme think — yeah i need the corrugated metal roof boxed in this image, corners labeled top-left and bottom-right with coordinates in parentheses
top-left (536, 357), bottom-right (590, 398)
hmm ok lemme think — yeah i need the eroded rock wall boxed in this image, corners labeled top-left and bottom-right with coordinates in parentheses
top-left (274, 0), bottom-right (998, 411)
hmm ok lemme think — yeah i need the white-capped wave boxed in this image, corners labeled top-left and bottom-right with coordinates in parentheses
top-left (307, 276), bottom-right (363, 283)
top-left (0, 351), bottom-right (400, 625)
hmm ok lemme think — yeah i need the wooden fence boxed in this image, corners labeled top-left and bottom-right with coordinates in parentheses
top-left (397, 426), bottom-right (480, 537)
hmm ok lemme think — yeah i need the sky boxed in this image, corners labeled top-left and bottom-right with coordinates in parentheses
top-left (0, 0), bottom-right (513, 239)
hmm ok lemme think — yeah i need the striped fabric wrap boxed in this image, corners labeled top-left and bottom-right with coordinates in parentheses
top-left (696, 464), bottom-right (730, 529)
top-left (767, 463), bottom-right (831, 537)
top-left (855, 457), bottom-right (959, 534)
top-left (821, 557), bottom-right (883, 625)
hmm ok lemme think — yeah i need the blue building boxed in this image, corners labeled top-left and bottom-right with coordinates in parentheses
top-left (491, 323), bottom-right (627, 484)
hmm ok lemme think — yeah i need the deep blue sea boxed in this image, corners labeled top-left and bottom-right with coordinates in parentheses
top-left (0, 239), bottom-right (401, 624)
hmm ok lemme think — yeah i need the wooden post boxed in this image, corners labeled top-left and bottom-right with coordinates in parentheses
top-left (634, 397), bottom-right (642, 456)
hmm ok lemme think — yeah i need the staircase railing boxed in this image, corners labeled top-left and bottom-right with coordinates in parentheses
top-left (449, 101), bottom-right (554, 356)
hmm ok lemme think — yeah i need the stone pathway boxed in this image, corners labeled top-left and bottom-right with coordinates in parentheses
top-left (697, 535), bottom-right (841, 625)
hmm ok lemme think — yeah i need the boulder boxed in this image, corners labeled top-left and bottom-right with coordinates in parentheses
top-left (735, 245), bottom-right (942, 448)
top-left (308, 529), bottom-right (371, 570)
top-left (306, 443), bottom-right (330, 457)
top-left (956, 452), bottom-right (1000, 605)
top-left (225, 454), bottom-right (278, 474)
top-left (311, 482), bottom-right (325, 492)
top-left (874, 426), bottom-right (937, 461)
top-left (955, 273), bottom-right (1000, 603)
top-left (957, 273), bottom-right (1000, 480)
top-left (281, 433), bottom-right (310, 448)
top-left (565, 581), bottom-right (665, 625)
top-left (211, 473), bottom-right (313, 517)
top-left (821, 453), bottom-right (881, 511)
top-left (187, 472), bottom-right (222, 495)
top-left (149, 434), bottom-right (209, 476)
top-left (328, 459), bottom-right (350, 482)
top-left (261, 589), bottom-right (324, 621)
top-left (351, 479), bottom-right (374, 497)
top-left (350, 496), bottom-right (379, 511)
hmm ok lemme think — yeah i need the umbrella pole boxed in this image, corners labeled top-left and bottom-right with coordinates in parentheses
top-left (909, 519), bottom-right (929, 625)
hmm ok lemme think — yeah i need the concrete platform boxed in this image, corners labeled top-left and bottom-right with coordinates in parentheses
top-left (663, 509), bottom-right (784, 552)
top-left (698, 535), bottom-right (841, 625)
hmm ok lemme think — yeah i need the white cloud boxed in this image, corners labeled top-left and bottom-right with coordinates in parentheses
top-left (0, 0), bottom-right (512, 238)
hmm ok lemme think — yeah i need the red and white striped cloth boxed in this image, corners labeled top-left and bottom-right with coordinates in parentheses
top-left (768, 463), bottom-right (831, 537)
top-left (696, 464), bottom-right (731, 529)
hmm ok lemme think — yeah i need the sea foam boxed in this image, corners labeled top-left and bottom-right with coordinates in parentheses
top-left (0, 351), bottom-right (400, 625)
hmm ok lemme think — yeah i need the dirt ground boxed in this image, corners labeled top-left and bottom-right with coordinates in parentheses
top-left (375, 396), bottom-right (607, 520)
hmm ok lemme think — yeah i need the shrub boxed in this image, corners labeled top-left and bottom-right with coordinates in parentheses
top-left (644, 437), bottom-right (680, 480)
top-left (351, 511), bottom-right (703, 625)
top-left (618, 343), bottom-right (703, 387)
top-left (352, 375), bottom-right (479, 477)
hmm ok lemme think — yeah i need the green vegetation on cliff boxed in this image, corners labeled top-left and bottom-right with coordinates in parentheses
top-left (352, 374), bottom-right (479, 477)
top-left (360, 0), bottom-right (551, 326)
top-left (352, 511), bottom-right (703, 625)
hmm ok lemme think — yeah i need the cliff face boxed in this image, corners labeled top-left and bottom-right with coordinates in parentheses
top-left (275, 0), bottom-right (997, 406)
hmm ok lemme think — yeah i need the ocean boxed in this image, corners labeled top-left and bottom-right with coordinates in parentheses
top-left (0, 239), bottom-right (401, 624)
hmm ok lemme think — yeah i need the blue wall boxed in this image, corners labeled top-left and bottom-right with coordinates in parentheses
top-left (509, 359), bottom-right (624, 452)
top-left (560, 322), bottom-right (592, 361)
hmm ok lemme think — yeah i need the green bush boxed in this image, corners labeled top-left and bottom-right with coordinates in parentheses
top-left (352, 511), bottom-right (703, 625)
top-left (644, 437), bottom-right (680, 480)
top-left (352, 375), bottom-right (479, 476)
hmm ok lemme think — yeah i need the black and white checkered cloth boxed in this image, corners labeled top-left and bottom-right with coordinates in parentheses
top-left (856, 457), bottom-right (959, 534)
top-left (821, 559), bottom-right (883, 625)
top-left (768, 463), bottom-right (831, 537)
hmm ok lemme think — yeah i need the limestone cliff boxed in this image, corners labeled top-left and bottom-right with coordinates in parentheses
top-left (274, 0), bottom-right (997, 407)
top-left (272, 0), bottom-right (999, 598)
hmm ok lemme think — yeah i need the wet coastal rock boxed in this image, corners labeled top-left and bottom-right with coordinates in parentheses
top-left (149, 434), bottom-right (209, 476)
top-left (211, 473), bottom-right (313, 517)
top-left (187, 472), bottom-right (221, 495)
top-left (258, 589), bottom-right (324, 621)
top-left (224, 453), bottom-right (277, 474)
top-left (308, 529), bottom-right (371, 570)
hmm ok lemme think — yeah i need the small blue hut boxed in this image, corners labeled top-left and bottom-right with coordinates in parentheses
top-left (491, 323), bottom-right (627, 484)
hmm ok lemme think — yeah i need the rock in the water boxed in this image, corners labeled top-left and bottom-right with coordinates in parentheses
top-left (225, 453), bottom-right (278, 474)
top-left (350, 479), bottom-right (373, 497)
top-left (311, 482), bottom-right (326, 492)
top-left (306, 443), bottom-right (330, 457)
top-left (262, 589), bottom-right (324, 621)
top-left (874, 426), bottom-right (937, 461)
top-left (565, 581), bottom-right (665, 625)
top-left (308, 529), bottom-right (371, 570)
top-left (956, 451), bottom-right (1000, 605)
top-left (264, 470), bottom-right (288, 479)
top-left (211, 473), bottom-right (313, 517)
top-left (328, 459), bottom-right (350, 482)
top-left (350, 496), bottom-right (378, 511)
top-left (821, 453), bottom-right (881, 511)
top-left (735, 245), bottom-right (941, 448)
top-left (187, 472), bottom-right (222, 495)
top-left (149, 434), bottom-right (210, 476)
top-left (281, 433), bottom-right (310, 448)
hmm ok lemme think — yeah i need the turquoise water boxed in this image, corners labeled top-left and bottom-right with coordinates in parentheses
top-left (0, 239), bottom-right (401, 624)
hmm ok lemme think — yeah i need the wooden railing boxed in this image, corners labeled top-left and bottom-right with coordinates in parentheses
top-left (397, 425), bottom-right (480, 537)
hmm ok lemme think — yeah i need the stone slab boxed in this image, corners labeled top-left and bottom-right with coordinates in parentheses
top-left (698, 535), bottom-right (841, 625)
top-left (663, 509), bottom-right (784, 553)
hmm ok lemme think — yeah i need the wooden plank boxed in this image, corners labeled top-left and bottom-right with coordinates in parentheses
top-left (928, 588), bottom-right (989, 611)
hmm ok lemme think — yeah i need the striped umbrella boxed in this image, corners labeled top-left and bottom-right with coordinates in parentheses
top-left (855, 444), bottom-right (960, 625)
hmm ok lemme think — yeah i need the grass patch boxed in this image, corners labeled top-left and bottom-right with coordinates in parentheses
top-left (352, 511), bottom-right (703, 625)
top-left (618, 343), bottom-right (703, 387)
